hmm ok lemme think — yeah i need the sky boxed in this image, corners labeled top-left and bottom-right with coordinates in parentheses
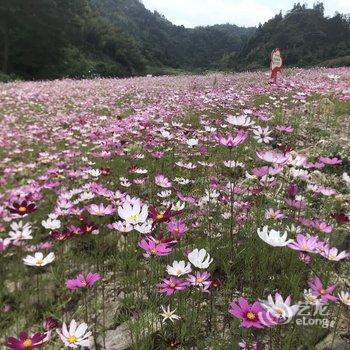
top-left (141, 0), bottom-right (350, 28)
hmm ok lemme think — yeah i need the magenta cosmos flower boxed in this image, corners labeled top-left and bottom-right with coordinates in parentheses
top-left (6, 331), bottom-right (45, 349)
top-left (288, 234), bottom-right (319, 253)
top-left (229, 297), bottom-right (265, 329)
top-left (157, 276), bottom-right (188, 295)
top-left (138, 237), bottom-right (172, 257)
top-left (66, 272), bottom-right (101, 290)
top-left (308, 277), bottom-right (337, 302)
top-left (166, 220), bottom-right (188, 239)
top-left (218, 130), bottom-right (248, 148)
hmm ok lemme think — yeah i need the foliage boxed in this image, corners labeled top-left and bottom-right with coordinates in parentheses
top-left (0, 1), bottom-right (349, 79)
top-left (228, 2), bottom-right (350, 70)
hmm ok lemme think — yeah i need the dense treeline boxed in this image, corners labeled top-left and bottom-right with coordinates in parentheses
top-left (0, 1), bottom-right (349, 80)
top-left (224, 3), bottom-right (350, 70)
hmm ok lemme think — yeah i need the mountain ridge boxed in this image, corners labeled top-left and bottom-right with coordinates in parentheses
top-left (0, 0), bottom-right (349, 80)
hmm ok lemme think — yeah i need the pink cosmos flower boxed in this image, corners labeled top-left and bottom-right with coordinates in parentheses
top-left (6, 332), bottom-right (45, 350)
top-left (265, 208), bottom-right (285, 220)
top-left (285, 198), bottom-right (306, 209)
top-left (157, 276), bottom-right (188, 295)
top-left (288, 234), bottom-right (319, 253)
top-left (187, 271), bottom-right (212, 291)
top-left (228, 297), bottom-right (265, 329)
top-left (299, 253), bottom-right (312, 264)
top-left (275, 125), bottom-right (294, 133)
top-left (239, 339), bottom-right (264, 350)
top-left (86, 203), bottom-right (115, 216)
top-left (66, 272), bottom-right (101, 290)
top-left (308, 277), bottom-right (337, 302)
top-left (317, 187), bottom-right (337, 196)
top-left (304, 161), bottom-right (325, 170)
top-left (320, 247), bottom-right (350, 261)
top-left (138, 237), bottom-right (172, 257)
top-left (166, 220), bottom-right (188, 239)
top-left (318, 156), bottom-right (342, 165)
top-left (218, 130), bottom-right (248, 148)
top-left (311, 219), bottom-right (332, 233)
top-left (256, 150), bottom-right (289, 164)
top-left (155, 174), bottom-right (172, 188)
top-left (0, 237), bottom-right (11, 252)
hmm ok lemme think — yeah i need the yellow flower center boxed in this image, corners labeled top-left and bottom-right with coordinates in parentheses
top-left (23, 339), bottom-right (32, 348)
top-left (67, 335), bottom-right (77, 344)
top-left (196, 277), bottom-right (204, 283)
top-left (129, 214), bottom-right (138, 223)
top-left (319, 288), bottom-right (326, 295)
top-left (150, 248), bottom-right (157, 255)
top-left (169, 282), bottom-right (176, 288)
top-left (246, 311), bottom-right (256, 320)
top-left (35, 258), bottom-right (44, 265)
top-left (156, 213), bottom-right (164, 220)
top-left (274, 307), bottom-right (284, 315)
top-left (18, 206), bottom-right (27, 213)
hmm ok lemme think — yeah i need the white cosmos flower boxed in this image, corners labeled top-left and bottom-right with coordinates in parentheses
top-left (290, 168), bottom-right (309, 180)
top-left (226, 114), bottom-right (255, 127)
top-left (8, 221), bottom-right (33, 242)
top-left (134, 168), bottom-right (147, 174)
top-left (88, 169), bottom-right (101, 178)
top-left (23, 252), bottom-right (55, 267)
top-left (56, 320), bottom-right (92, 348)
top-left (157, 190), bottom-right (172, 198)
top-left (223, 160), bottom-right (245, 168)
top-left (188, 248), bottom-right (213, 269)
top-left (171, 201), bottom-right (185, 211)
top-left (253, 126), bottom-right (274, 144)
top-left (257, 226), bottom-right (293, 247)
top-left (42, 218), bottom-right (61, 230)
top-left (343, 172), bottom-right (350, 186)
top-left (120, 179), bottom-right (132, 187)
top-left (78, 192), bottom-right (95, 202)
top-left (204, 126), bottom-right (216, 132)
top-left (134, 220), bottom-right (153, 234)
top-left (173, 177), bottom-right (192, 185)
top-left (186, 138), bottom-right (198, 147)
top-left (118, 202), bottom-right (148, 225)
top-left (108, 221), bottom-right (133, 233)
top-left (304, 289), bottom-right (325, 306)
top-left (167, 260), bottom-right (192, 276)
top-left (160, 130), bottom-right (173, 139)
top-left (338, 291), bottom-right (350, 306)
top-left (160, 305), bottom-right (181, 323)
top-left (262, 293), bottom-right (299, 320)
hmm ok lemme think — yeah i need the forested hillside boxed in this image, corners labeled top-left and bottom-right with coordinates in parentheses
top-left (225, 3), bottom-right (350, 70)
top-left (0, 1), bottom-right (349, 80)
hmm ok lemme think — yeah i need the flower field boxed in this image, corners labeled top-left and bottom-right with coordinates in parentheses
top-left (0, 68), bottom-right (349, 349)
